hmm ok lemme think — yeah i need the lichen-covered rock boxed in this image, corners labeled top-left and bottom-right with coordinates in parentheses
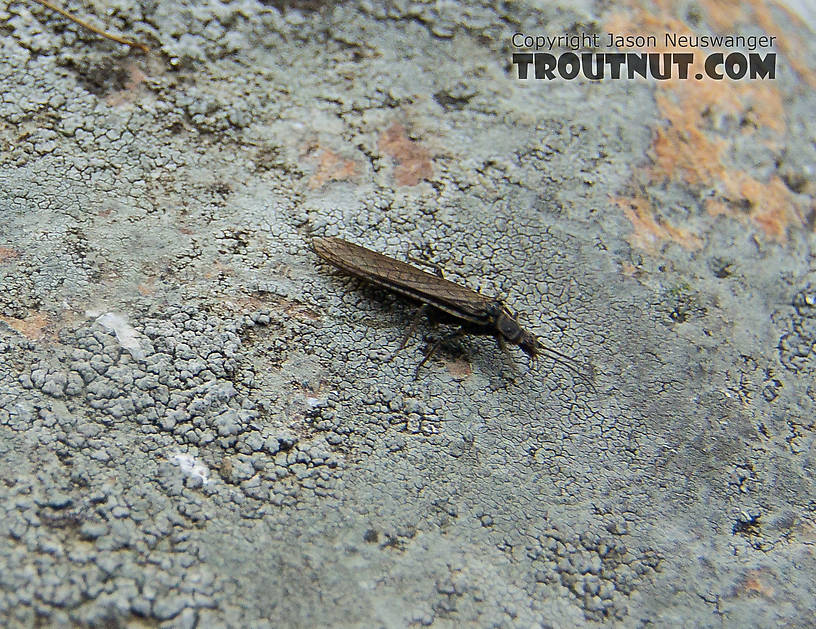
top-left (0, 0), bottom-right (814, 627)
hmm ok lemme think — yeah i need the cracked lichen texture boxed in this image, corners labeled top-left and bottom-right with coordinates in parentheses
top-left (1, 0), bottom-right (815, 627)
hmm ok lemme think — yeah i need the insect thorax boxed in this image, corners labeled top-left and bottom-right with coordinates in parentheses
top-left (492, 306), bottom-right (521, 341)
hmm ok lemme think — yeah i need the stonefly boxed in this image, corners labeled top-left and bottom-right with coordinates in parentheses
top-left (313, 236), bottom-right (594, 387)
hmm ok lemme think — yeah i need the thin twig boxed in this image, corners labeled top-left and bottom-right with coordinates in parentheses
top-left (31, 0), bottom-right (149, 53)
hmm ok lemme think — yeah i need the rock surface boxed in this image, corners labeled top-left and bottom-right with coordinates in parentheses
top-left (1, 1), bottom-right (815, 627)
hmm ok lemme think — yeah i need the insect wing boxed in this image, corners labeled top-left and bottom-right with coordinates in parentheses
top-left (313, 238), bottom-right (494, 323)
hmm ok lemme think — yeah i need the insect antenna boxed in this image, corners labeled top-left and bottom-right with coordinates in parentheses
top-left (534, 340), bottom-right (596, 392)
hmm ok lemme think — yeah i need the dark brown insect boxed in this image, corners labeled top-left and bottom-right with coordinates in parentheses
top-left (313, 236), bottom-right (594, 386)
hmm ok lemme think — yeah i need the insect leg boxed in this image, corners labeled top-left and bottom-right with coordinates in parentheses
top-left (396, 303), bottom-right (429, 352)
top-left (414, 326), bottom-right (464, 378)
top-left (494, 334), bottom-right (523, 374)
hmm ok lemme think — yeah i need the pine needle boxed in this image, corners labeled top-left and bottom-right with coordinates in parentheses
top-left (31, 0), bottom-right (149, 53)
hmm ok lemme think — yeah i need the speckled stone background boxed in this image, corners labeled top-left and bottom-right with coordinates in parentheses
top-left (1, 1), bottom-right (815, 627)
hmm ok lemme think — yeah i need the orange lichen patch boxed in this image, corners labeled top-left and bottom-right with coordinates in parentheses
top-left (605, 2), bottom-right (804, 247)
top-left (736, 83), bottom-right (785, 137)
top-left (706, 175), bottom-right (797, 241)
top-left (651, 94), bottom-right (728, 187)
top-left (607, 10), bottom-right (785, 131)
top-left (0, 313), bottom-right (49, 340)
top-left (377, 123), bottom-right (433, 186)
top-left (307, 148), bottom-right (359, 189)
top-left (730, 175), bottom-right (796, 241)
top-left (605, 11), bottom-right (691, 55)
top-left (446, 356), bottom-right (472, 380)
top-left (705, 0), bottom-right (816, 89)
top-left (705, 198), bottom-right (731, 217)
top-left (755, 5), bottom-right (816, 88)
top-left (204, 259), bottom-right (233, 279)
top-left (0, 246), bottom-right (21, 261)
top-left (698, 0), bottom-right (749, 30)
top-left (735, 570), bottom-right (775, 599)
top-left (619, 261), bottom-right (639, 277)
top-left (614, 195), bottom-right (702, 251)
top-left (137, 277), bottom-right (156, 295)
top-left (106, 62), bottom-right (148, 107)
